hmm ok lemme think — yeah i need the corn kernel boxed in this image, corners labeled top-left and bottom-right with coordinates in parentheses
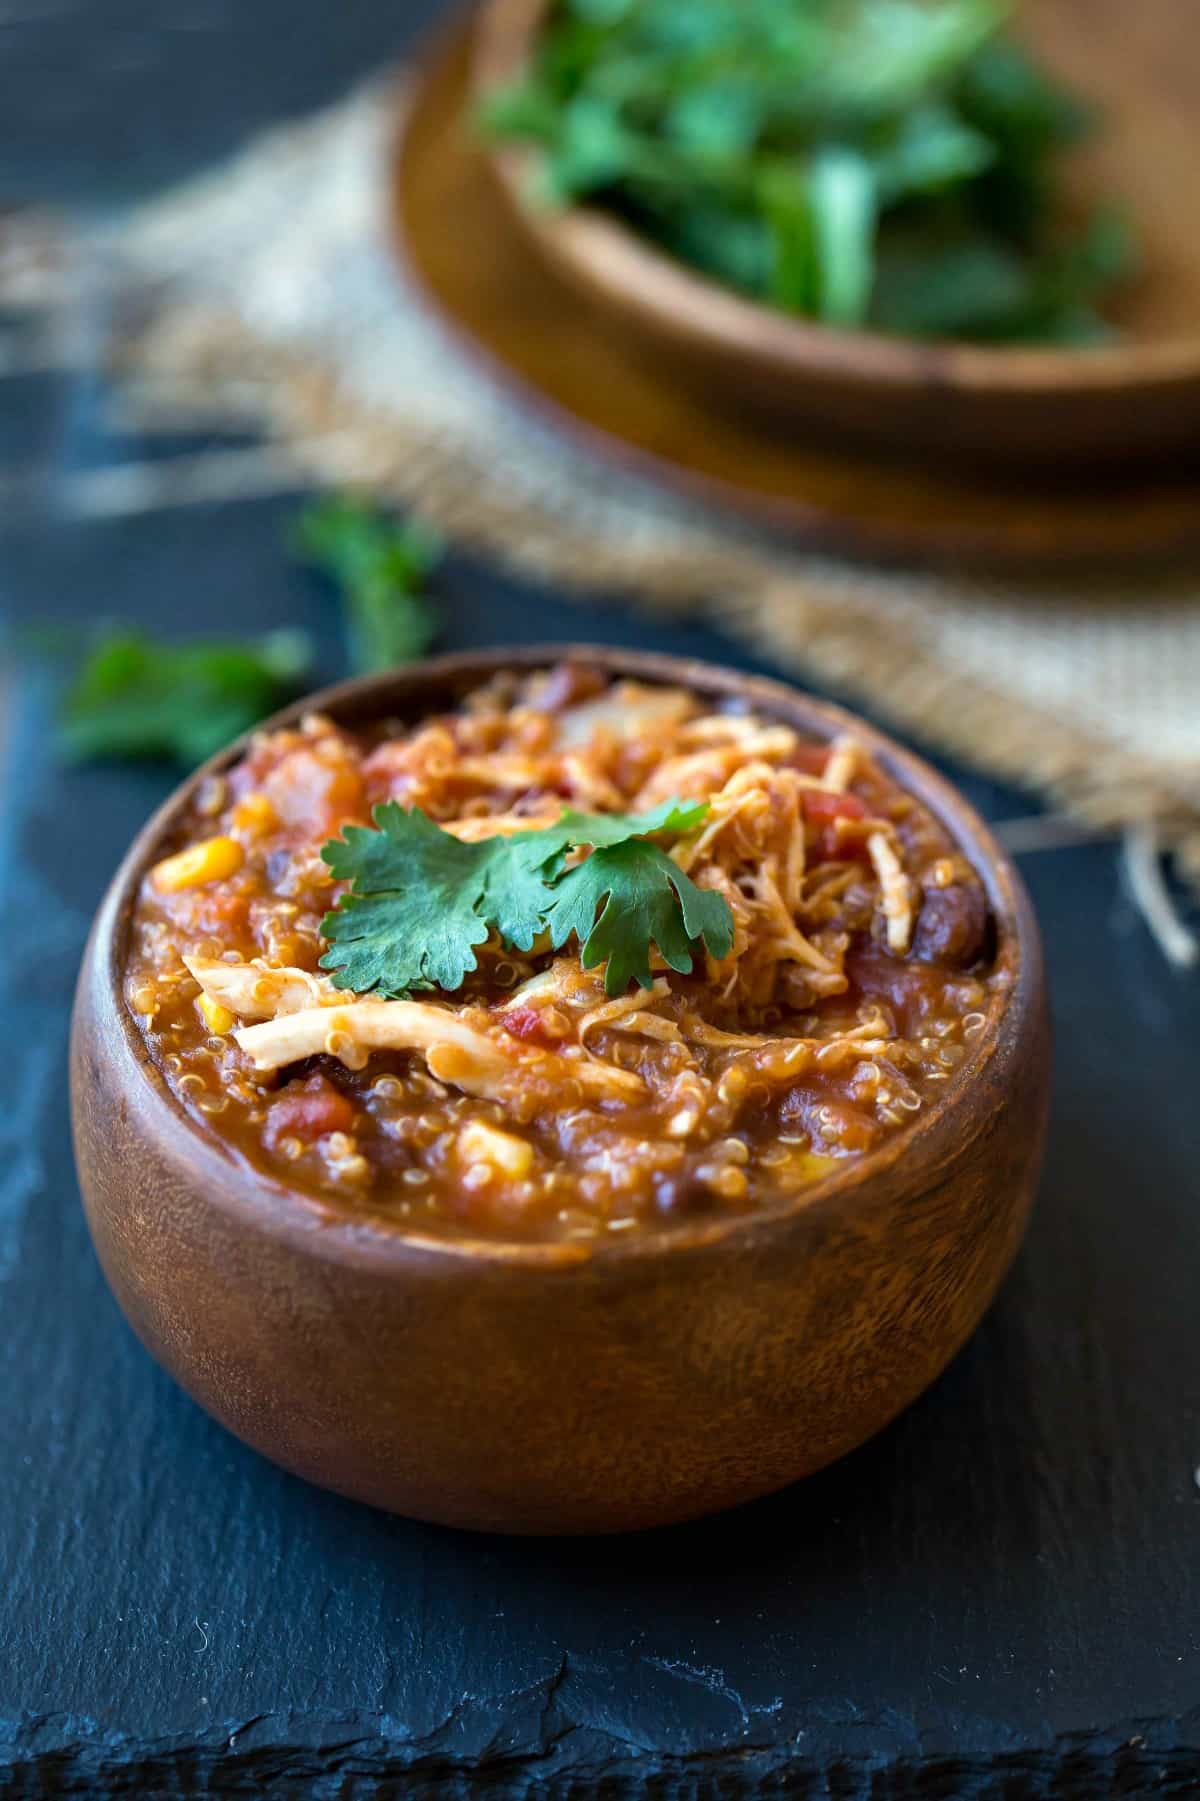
top-left (231, 792), bottom-right (277, 838)
top-left (151, 835), bottom-right (244, 894)
top-left (458, 1120), bottom-right (533, 1180)
top-left (197, 993), bottom-right (236, 1036)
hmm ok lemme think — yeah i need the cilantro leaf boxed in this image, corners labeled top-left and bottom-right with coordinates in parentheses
top-left (475, 798), bottom-right (714, 951)
top-left (473, 828), bottom-right (575, 954)
top-left (297, 497), bottom-right (443, 675)
top-left (59, 628), bottom-right (312, 767)
top-left (544, 841), bottom-right (734, 993)
top-left (320, 804), bottom-right (490, 994)
top-left (318, 796), bottom-right (733, 998)
top-left (552, 797), bottom-right (712, 847)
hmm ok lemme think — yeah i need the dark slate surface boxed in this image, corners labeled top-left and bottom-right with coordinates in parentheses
top-left (2, 4), bottom-right (1200, 1795)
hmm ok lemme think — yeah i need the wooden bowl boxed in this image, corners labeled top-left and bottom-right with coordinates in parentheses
top-left (70, 647), bottom-right (1050, 1535)
top-left (473, 0), bottom-right (1200, 470)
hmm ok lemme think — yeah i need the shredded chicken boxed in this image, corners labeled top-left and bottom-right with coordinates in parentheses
top-left (821, 736), bottom-right (861, 794)
top-left (867, 831), bottom-right (915, 954)
top-left (578, 979), bottom-right (672, 1046)
top-left (445, 811), bottom-right (562, 843)
top-left (229, 993), bottom-right (644, 1103)
top-left (557, 681), bottom-right (694, 747)
top-left (184, 955), bottom-right (338, 1019)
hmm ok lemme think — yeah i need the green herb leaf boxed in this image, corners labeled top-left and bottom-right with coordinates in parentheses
top-left (871, 104), bottom-right (994, 202)
top-left (297, 497), bottom-right (442, 675)
top-left (761, 162), bottom-right (817, 313)
top-left (808, 148), bottom-right (877, 324)
top-left (543, 93), bottom-right (635, 197)
top-left (59, 629), bottom-right (312, 767)
top-left (543, 839), bottom-right (734, 993)
top-left (318, 796), bottom-right (732, 999)
top-left (872, 207), bottom-right (1133, 339)
top-left (321, 806), bottom-right (493, 995)
top-left (480, 0), bottom-right (1131, 344)
top-left (958, 39), bottom-right (1089, 158)
top-left (552, 797), bottom-right (712, 846)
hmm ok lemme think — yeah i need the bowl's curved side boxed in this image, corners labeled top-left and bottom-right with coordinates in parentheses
top-left (71, 858), bottom-right (1049, 1535)
top-left (70, 645), bottom-right (1050, 1533)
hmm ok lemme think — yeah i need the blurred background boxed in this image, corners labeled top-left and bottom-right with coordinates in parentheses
top-left (3, 1), bottom-right (1200, 1792)
top-left (5, 2), bottom-right (443, 201)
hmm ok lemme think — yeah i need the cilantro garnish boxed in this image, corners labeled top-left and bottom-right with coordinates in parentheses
top-left (319, 798), bottom-right (734, 998)
top-left (543, 838), bottom-right (734, 995)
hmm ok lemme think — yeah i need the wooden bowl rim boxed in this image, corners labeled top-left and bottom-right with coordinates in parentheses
top-left (85, 644), bottom-right (1043, 1272)
top-left (474, 0), bottom-right (1200, 398)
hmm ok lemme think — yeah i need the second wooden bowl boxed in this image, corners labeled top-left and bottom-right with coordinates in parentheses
top-left (71, 647), bottom-right (1049, 1534)
top-left (473, 0), bottom-right (1200, 469)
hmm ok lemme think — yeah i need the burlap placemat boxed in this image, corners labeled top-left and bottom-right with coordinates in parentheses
top-left (25, 80), bottom-right (1200, 950)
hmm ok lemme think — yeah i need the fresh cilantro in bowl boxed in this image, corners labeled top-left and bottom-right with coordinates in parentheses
top-left (480, 0), bottom-right (1132, 342)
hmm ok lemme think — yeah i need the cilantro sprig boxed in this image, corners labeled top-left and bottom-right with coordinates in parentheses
top-left (296, 497), bottom-right (442, 675)
top-left (319, 798), bottom-right (734, 998)
top-left (52, 499), bottom-right (441, 770)
top-left (59, 629), bottom-right (313, 766)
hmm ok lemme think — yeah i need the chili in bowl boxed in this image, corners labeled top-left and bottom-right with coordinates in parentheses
top-left (72, 647), bottom-right (1049, 1533)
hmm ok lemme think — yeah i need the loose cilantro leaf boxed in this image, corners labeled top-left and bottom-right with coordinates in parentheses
top-left (543, 840), bottom-right (734, 993)
top-left (297, 497), bottom-right (442, 675)
top-left (479, 0), bottom-right (1132, 344)
top-left (59, 628), bottom-right (312, 766)
top-left (318, 796), bottom-right (733, 998)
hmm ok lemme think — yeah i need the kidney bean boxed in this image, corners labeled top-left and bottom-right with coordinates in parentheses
top-left (912, 880), bottom-right (988, 968)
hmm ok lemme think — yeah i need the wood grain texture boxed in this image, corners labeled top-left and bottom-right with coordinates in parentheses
top-left (395, 19), bottom-right (1200, 571)
top-left (474, 0), bottom-right (1200, 469)
top-left (71, 648), bottom-right (1049, 1535)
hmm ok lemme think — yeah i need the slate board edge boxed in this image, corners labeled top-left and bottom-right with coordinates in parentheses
top-left (4, 1702), bottom-right (1200, 1798)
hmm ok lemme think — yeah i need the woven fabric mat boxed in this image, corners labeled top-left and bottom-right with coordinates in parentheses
top-left (63, 82), bottom-right (1200, 913)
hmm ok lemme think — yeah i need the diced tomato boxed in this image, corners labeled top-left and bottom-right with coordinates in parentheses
top-left (801, 788), bottom-right (871, 863)
top-left (169, 887), bottom-right (250, 939)
top-left (263, 748), bottom-right (365, 837)
top-left (264, 1075), bottom-right (357, 1148)
top-left (203, 889), bottom-right (250, 929)
top-left (801, 789), bottom-right (866, 825)
top-left (786, 745), bottom-right (831, 776)
top-left (500, 1006), bottom-right (554, 1046)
